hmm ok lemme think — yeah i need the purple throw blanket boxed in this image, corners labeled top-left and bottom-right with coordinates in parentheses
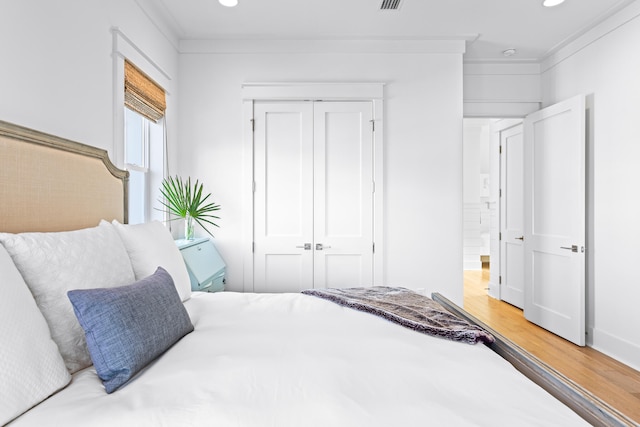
top-left (302, 286), bottom-right (494, 345)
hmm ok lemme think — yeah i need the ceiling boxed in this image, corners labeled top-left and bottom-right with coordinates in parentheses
top-left (144, 0), bottom-right (635, 61)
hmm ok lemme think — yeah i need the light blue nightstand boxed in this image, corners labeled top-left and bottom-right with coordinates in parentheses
top-left (175, 237), bottom-right (226, 293)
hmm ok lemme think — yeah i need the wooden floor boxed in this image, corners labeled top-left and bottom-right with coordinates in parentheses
top-left (463, 267), bottom-right (640, 424)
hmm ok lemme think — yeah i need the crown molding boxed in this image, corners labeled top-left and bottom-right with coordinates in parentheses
top-left (133, 0), bottom-right (183, 51)
top-left (541, 0), bottom-right (640, 72)
top-left (179, 38), bottom-right (468, 54)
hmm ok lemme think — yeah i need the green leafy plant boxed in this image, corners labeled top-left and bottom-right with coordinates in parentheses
top-left (158, 175), bottom-right (221, 238)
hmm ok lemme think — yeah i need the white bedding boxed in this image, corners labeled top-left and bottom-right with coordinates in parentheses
top-left (10, 292), bottom-right (589, 427)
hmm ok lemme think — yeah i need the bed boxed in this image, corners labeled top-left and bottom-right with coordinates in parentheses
top-left (0, 120), bottom-right (635, 427)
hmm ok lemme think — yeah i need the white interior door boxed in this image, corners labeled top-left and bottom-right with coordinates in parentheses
top-left (253, 102), bottom-right (314, 292)
top-left (253, 101), bottom-right (374, 292)
top-left (313, 102), bottom-right (374, 289)
top-left (523, 95), bottom-right (586, 346)
top-left (500, 123), bottom-right (525, 308)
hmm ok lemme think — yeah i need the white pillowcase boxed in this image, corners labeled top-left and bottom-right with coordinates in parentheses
top-left (112, 220), bottom-right (191, 302)
top-left (0, 244), bottom-right (71, 425)
top-left (0, 222), bottom-right (135, 374)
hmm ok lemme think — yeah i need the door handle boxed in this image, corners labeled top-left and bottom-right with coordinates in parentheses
top-left (560, 245), bottom-right (578, 253)
top-left (315, 243), bottom-right (331, 251)
top-left (296, 243), bottom-right (312, 250)
top-left (515, 236), bottom-right (524, 241)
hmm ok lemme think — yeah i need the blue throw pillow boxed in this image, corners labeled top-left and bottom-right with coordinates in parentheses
top-left (67, 267), bottom-right (194, 393)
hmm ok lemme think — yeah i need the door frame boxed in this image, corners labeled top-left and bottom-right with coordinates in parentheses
top-left (240, 83), bottom-right (385, 291)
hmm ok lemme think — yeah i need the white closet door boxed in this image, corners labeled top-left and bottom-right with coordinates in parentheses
top-left (253, 102), bottom-right (314, 292)
top-left (253, 101), bottom-right (374, 292)
top-left (313, 102), bottom-right (374, 289)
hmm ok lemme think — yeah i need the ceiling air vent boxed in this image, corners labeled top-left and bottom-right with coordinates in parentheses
top-left (380, 0), bottom-right (402, 11)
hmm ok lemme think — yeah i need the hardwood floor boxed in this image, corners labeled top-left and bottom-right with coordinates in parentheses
top-left (463, 267), bottom-right (640, 424)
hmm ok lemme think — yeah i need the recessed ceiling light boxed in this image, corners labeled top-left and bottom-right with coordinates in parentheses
top-left (543, 0), bottom-right (565, 7)
top-left (219, 0), bottom-right (238, 7)
top-left (503, 48), bottom-right (517, 57)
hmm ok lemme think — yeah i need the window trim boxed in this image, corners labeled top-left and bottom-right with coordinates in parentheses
top-left (111, 28), bottom-right (172, 170)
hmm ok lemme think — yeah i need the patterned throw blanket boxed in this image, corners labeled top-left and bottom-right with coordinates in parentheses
top-left (302, 286), bottom-right (494, 345)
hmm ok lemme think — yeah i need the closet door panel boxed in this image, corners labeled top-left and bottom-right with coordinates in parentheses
top-left (253, 102), bottom-right (314, 292)
top-left (313, 102), bottom-right (374, 289)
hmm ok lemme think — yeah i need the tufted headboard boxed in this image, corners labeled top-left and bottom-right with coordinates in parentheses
top-left (0, 120), bottom-right (128, 233)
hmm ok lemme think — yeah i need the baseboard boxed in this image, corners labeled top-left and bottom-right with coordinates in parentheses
top-left (590, 327), bottom-right (640, 372)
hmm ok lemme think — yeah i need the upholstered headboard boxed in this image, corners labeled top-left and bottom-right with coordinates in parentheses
top-left (0, 120), bottom-right (128, 233)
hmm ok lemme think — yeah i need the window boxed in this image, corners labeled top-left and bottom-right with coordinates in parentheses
top-left (123, 60), bottom-right (166, 224)
top-left (124, 107), bottom-right (164, 224)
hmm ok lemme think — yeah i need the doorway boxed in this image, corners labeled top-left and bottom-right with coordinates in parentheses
top-left (463, 94), bottom-right (586, 346)
top-left (462, 118), bottom-right (495, 276)
top-left (463, 118), bottom-right (524, 309)
top-left (463, 117), bottom-right (524, 306)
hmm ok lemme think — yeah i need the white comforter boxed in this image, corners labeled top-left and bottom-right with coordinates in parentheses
top-left (11, 292), bottom-right (589, 426)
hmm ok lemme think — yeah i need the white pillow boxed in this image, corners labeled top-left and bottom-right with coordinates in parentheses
top-left (112, 220), bottom-right (191, 302)
top-left (0, 222), bottom-right (135, 374)
top-left (0, 244), bottom-right (71, 425)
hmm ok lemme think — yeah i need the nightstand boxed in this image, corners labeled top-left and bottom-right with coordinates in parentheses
top-left (175, 237), bottom-right (226, 293)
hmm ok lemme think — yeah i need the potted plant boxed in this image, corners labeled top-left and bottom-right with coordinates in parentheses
top-left (158, 175), bottom-right (221, 240)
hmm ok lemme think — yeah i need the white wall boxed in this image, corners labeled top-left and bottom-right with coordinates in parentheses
top-left (0, 0), bottom-right (179, 168)
top-left (177, 47), bottom-right (464, 303)
top-left (540, 3), bottom-right (640, 370)
top-left (463, 63), bottom-right (541, 117)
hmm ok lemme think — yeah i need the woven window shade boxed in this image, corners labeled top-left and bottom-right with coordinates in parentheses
top-left (124, 60), bottom-right (166, 122)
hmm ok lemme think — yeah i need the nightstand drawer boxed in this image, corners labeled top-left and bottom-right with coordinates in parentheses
top-left (176, 238), bottom-right (226, 292)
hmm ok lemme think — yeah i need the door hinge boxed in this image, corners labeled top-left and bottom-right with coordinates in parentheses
top-left (499, 189), bottom-right (502, 198)
top-left (252, 242), bottom-right (255, 253)
top-left (251, 118), bottom-right (255, 132)
top-left (370, 120), bottom-right (375, 132)
top-left (499, 232), bottom-right (502, 241)
top-left (373, 242), bottom-right (375, 254)
top-left (499, 275), bottom-right (502, 285)
top-left (252, 181), bottom-right (256, 193)
top-left (499, 145), bottom-right (502, 154)
top-left (372, 181), bottom-right (375, 193)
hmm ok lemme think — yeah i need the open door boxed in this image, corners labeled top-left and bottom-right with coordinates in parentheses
top-left (523, 95), bottom-right (586, 346)
top-left (500, 123), bottom-right (525, 309)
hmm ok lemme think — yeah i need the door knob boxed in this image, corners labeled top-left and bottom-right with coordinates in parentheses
top-left (296, 243), bottom-right (312, 250)
top-left (560, 245), bottom-right (578, 253)
top-left (515, 236), bottom-right (524, 241)
top-left (315, 243), bottom-right (331, 250)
